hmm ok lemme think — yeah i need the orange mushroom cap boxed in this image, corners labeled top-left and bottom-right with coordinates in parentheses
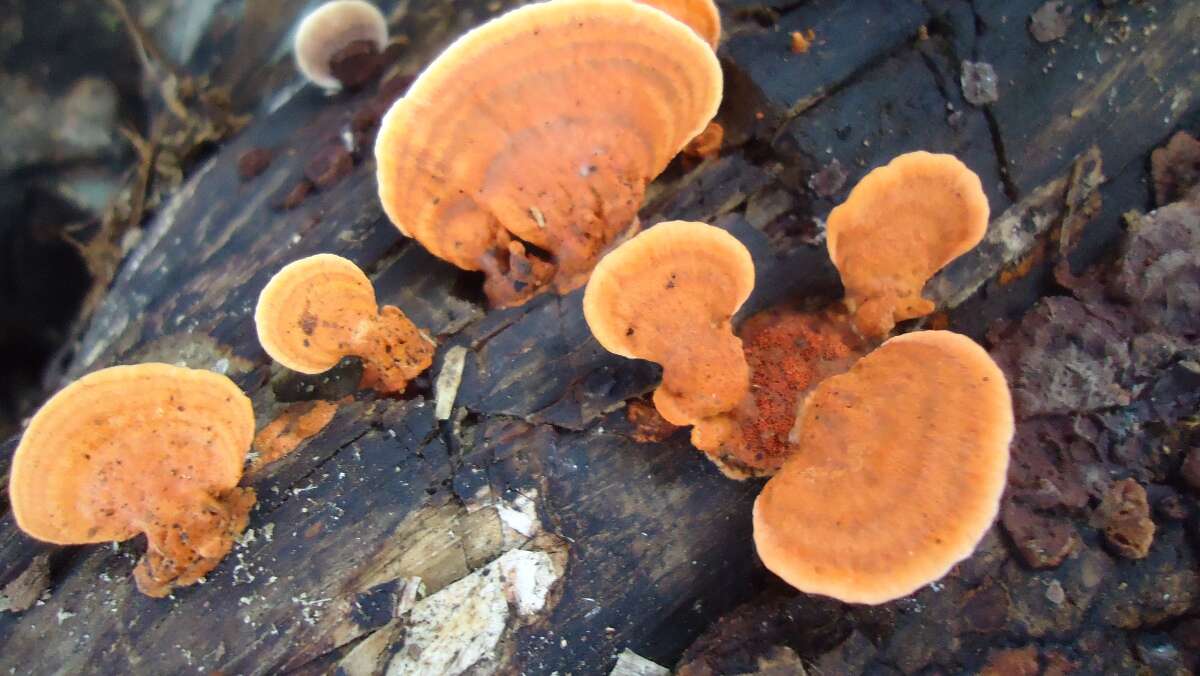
top-left (826, 152), bottom-right (989, 337)
top-left (255, 253), bottom-right (434, 393)
top-left (375, 0), bottom-right (723, 307)
top-left (9, 363), bottom-right (256, 596)
top-left (753, 330), bottom-right (1013, 604)
top-left (583, 220), bottom-right (754, 425)
top-left (294, 0), bottom-right (388, 90)
top-left (637, 0), bottom-right (721, 48)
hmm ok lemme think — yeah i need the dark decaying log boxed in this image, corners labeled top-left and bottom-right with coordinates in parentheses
top-left (2, 0), bottom-right (1199, 673)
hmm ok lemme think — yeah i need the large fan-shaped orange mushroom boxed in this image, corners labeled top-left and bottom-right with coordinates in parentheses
top-left (255, 254), bottom-right (435, 394)
top-left (827, 152), bottom-right (989, 337)
top-left (584, 220), bottom-right (754, 426)
top-left (753, 330), bottom-right (1013, 604)
top-left (375, 0), bottom-right (723, 307)
top-left (294, 0), bottom-right (388, 91)
top-left (9, 364), bottom-right (256, 597)
top-left (638, 0), bottom-right (720, 47)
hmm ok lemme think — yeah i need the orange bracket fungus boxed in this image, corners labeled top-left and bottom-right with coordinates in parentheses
top-left (9, 364), bottom-right (256, 598)
top-left (638, 0), bottom-right (721, 48)
top-left (375, 0), bottom-right (723, 307)
top-left (294, 0), bottom-right (388, 91)
top-left (255, 253), bottom-right (435, 394)
top-left (584, 220), bottom-right (754, 427)
top-left (753, 330), bottom-right (1013, 604)
top-left (827, 151), bottom-right (989, 338)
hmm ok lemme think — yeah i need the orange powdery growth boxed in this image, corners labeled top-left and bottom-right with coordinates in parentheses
top-left (374, 0), bottom-right (723, 308)
top-left (827, 151), bottom-right (989, 338)
top-left (8, 363), bottom-right (256, 597)
top-left (637, 0), bottom-right (721, 47)
top-left (692, 308), bottom-right (867, 478)
top-left (790, 29), bottom-right (815, 54)
top-left (255, 254), bottom-right (435, 395)
top-left (753, 331), bottom-right (1013, 604)
top-left (584, 220), bottom-right (755, 425)
top-left (250, 399), bottom-right (345, 474)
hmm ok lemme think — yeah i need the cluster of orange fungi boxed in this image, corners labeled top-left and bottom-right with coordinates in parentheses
top-left (9, 0), bottom-right (1015, 607)
top-left (583, 152), bottom-right (1014, 603)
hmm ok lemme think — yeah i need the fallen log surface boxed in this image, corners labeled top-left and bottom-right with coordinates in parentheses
top-left (2, 0), bottom-right (1198, 674)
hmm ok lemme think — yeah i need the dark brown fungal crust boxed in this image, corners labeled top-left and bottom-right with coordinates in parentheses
top-left (237, 147), bottom-right (274, 180)
top-left (304, 145), bottom-right (355, 189)
top-left (328, 39), bottom-right (384, 91)
top-left (279, 179), bottom-right (314, 210)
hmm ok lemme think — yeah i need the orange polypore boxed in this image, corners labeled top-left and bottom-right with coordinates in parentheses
top-left (294, 0), bottom-right (388, 91)
top-left (375, 0), bottom-right (723, 307)
top-left (827, 152), bottom-right (989, 337)
top-left (584, 220), bottom-right (754, 425)
top-left (250, 399), bottom-right (344, 474)
top-left (692, 308), bottom-right (867, 478)
top-left (255, 254), bottom-right (434, 394)
top-left (637, 0), bottom-right (721, 48)
top-left (9, 364), bottom-right (256, 597)
top-left (753, 330), bottom-right (1013, 604)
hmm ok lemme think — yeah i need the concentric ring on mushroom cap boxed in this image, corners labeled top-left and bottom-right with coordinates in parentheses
top-left (255, 253), bottom-right (379, 374)
top-left (583, 220), bottom-right (754, 423)
top-left (294, 0), bottom-right (388, 90)
top-left (9, 364), bottom-right (254, 545)
top-left (374, 0), bottom-right (722, 289)
top-left (638, 0), bottom-right (721, 47)
top-left (826, 152), bottom-right (989, 335)
top-left (753, 330), bottom-right (1013, 605)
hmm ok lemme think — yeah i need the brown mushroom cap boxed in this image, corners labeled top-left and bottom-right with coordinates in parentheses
top-left (294, 0), bottom-right (388, 90)
top-left (638, 0), bottom-right (721, 47)
top-left (255, 254), bottom-right (435, 393)
top-left (826, 152), bottom-right (989, 337)
top-left (375, 0), bottom-right (723, 307)
top-left (9, 364), bottom-right (255, 596)
top-left (256, 253), bottom-right (379, 374)
top-left (753, 330), bottom-right (1012, 604)
top-left (584, 220), bottom-right (754, 425)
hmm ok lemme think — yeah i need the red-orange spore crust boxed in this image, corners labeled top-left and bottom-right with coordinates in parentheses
top-left (692, 308), bottom-right (867, 478)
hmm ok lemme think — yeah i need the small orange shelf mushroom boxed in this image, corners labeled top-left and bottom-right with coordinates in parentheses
top-left (294, 0), bottom-right (388, 91)
top-left (638, 0), bottom-right (721, 48)
top-left (9, 364), bottom-right (256, 597)
top-left (375, 0), bottom-right (723, 307)
top-left (584, 220), bottom-right (754, 426)
top-left (255, 254), bottom-right (435, 394)
top-left (827, 152), bottom-right (989, 338)
top-left (753, 330), bottom-right (1013, 604)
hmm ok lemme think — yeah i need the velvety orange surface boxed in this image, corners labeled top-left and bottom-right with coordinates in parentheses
top-left (753, 331), bottom-right (1013, 604)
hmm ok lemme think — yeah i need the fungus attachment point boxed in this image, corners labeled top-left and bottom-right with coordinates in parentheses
top-left (9, 364), bottom-right (256, 597)
top-left (375, 0), bottom-right (723, 307)
top-left (637, 0), bottom-right (721, 48)
top-left (691, 307), bottom-right (868, 479)
top-left (294, 0), bottom-right (388, 91)
top-left (584, 221), bottom-right (754, 425)
top-left (255, 254), bottom-right (435, 394)
top-left (827, 152), bottom-right (989, 338)
top-left (753, 331), bottom-right (1013, 604)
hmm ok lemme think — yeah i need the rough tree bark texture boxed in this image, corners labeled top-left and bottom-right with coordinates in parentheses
top-left (1, 0), bottom-right (1199, 674)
